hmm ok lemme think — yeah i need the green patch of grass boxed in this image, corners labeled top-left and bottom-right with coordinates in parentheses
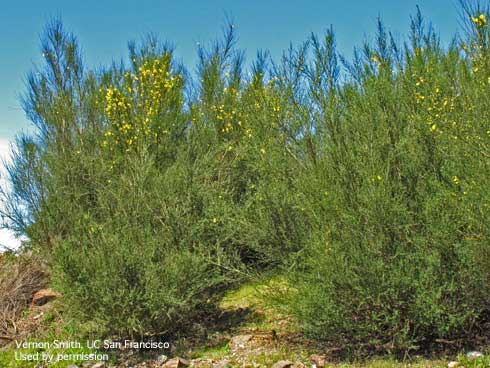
top-left (190, 341), bottom-right (231, 360)
top-left (219, 277), bottom-right (299, 334)
top-left (220, 281), bottom-right (264, 310)
top-left (457, 353), bottom-right (490, 368)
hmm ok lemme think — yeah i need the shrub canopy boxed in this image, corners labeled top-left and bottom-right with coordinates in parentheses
top-left (2, 2), bottom-right (490, 350)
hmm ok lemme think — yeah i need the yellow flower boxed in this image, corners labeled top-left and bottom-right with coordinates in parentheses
top-left (472, 14), bottom-right (487, 27)
top-left (260, 148), bottom-right (266, 155)
top-left (452, 176), bottom-right (460, 185)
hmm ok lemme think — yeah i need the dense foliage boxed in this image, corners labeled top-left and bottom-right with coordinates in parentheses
top-left (2, 1), bottom-right (490, 351)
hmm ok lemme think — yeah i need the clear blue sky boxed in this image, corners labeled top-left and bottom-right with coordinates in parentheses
top-left (0, 0), bottom-right (463, 142)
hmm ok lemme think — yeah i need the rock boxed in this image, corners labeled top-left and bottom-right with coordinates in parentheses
top-left (157, 355), bottom-right (168, 364)
top-left (293, 363), bottom-right (306, 368)
top-left (163, 357), bottom-right (190, 367)
top-left (67, 365), bottom-right (79, 368)
top-left (466, 351), bottom-right (484, 360)
top-left (271, 360), bottom-right (294, 368)
top-left (309, 354), bottom-right (326, 368)
top-left (92, 363), bottom-right (105, 368)
top-left (447, 362), bottom-right (460, 368)
top-left (32, 289), bottom-right (59, 306)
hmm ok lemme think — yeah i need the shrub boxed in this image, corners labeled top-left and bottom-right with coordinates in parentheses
top-left (1, 21), bottom-right (302, 339)
top-left (4, 2), bottom-right (490, 351)
top-left (285, 6), bottom-right (490, 352)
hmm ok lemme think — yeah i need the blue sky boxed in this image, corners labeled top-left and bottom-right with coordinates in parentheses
top-left (0, 0), bottom-right (464, 247)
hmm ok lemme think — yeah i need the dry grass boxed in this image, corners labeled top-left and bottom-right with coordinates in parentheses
top-left (0, 252), bottom-right (46, 345)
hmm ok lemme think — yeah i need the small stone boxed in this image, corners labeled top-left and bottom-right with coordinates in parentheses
top-left (466, 351), bottom-right (484, 360)
top-left (32, 312), bottom-right (44, 320)
top-left (157, 355), bottom-right (168, 364)
top-left (309, 354), bottom-right (326, 368)
top-left (67, 365), bottom-right (79, 368)
top-left (92, 363), bottom-right (105, 368)
top-left (447, 361), bottom-right (460, 368)
top-left (163, 357), bottom-right (190, 368)
top-left (271, 360), bottom-right (294, 368)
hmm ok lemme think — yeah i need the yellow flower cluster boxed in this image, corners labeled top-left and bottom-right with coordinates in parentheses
top-left (102, 54), bottom-right (183, 152)
top-left (104, 87), bottom-right (131, 120)
top-left (369, 175), bottom-right (382, 184)
top-left (472, 14), bottom-right (487, 28)
top-left (136, 57), bottom-right (182, 117)
top-left (413, 76), bottom-right (456, 135)
top-left (211, 104), bottom-right (240, 133)
top-left (190, 74), bottom-right (285, 158)
top-left (370, 55), bottom-right (383, 70)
